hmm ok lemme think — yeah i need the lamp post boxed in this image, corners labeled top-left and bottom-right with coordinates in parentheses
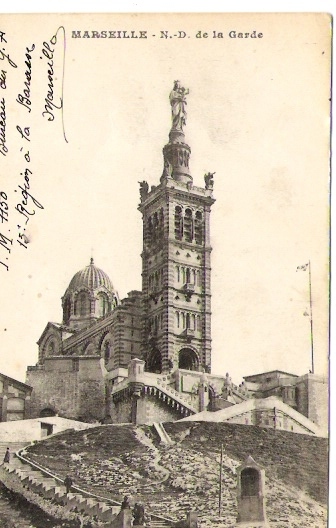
top-left (297, 261), bottom-right (314, 374)
top-left (219, 443), bottom-right (223, 516)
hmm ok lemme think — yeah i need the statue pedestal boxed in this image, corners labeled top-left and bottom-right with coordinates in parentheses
top-left (162, 141), bottom-right (192, 184)
top-left (114, 508), bottom-right (133, 528)
top-left (169, 128), bottom-right (185, 144)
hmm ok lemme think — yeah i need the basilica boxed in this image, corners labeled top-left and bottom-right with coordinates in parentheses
top-left (25, 84), bottom-right (328, 436)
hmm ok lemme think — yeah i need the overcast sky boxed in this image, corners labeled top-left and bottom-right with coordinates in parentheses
top-left (0, 12), bottom-right (330, 383)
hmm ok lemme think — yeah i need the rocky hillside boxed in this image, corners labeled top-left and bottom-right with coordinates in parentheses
top-left (24, 422), bottom-right (328, 528)
top-left (165, 421), bottom-right (328, 504)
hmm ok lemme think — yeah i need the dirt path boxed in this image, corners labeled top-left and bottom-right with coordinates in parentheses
top-left (134, 428), bottom-right (170, 486)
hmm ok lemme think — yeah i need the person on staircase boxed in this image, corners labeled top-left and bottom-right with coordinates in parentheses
top-left (64, 474), bottom-right (73, 494)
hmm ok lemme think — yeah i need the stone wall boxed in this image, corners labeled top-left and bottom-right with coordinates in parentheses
top-left (0, 416), bottom-right (93, 442)
top-left (26, 357), bottom-right (105, 421)
top-left (225, 412), bottom-right (252, 426)
top-left (77, 379), bottom-right (105, 422)
top-left (135, 394), bottom-right (182, 424)
top-left (306, 375), bottom-right (328, 431)
top-left (0, 373), bottom-right (32, 422)
top-left (111, 393), bottom-right (182, 425)
top-left (26, 368), bottom-right (80, 418)
top-left (111, 396), bottom-right (133, 423)
top-left (296, 374), bottom-right (328, 432)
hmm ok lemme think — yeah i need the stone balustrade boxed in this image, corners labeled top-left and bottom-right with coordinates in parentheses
top-left (111, 371), bottom-right (198, 415)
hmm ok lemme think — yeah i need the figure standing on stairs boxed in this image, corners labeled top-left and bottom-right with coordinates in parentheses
top-left (64, 474), bottom-right (73, 494)
top-left (3, 447), bottom-right (10, 464)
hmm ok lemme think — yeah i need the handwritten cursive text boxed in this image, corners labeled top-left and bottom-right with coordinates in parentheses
top-left (16, 44), bottom-right (35, 113)
top-left (0, 97), bottom-right (7, 156)
top-left (14, 148), bottom-right (44, 227)
top-left (41, 26), bottom-right (67, 142)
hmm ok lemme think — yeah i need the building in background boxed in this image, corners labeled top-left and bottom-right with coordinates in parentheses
top-left (0, 372), bottom-right (32, 422)
top-left (243, 370), bottom-right (328, 434)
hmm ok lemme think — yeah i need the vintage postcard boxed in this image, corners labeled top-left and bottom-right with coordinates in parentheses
top-left (0, 12), bottom-right (331, 528)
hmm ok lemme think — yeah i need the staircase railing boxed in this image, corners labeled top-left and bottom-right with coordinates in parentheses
top-left (112, 374), bottom-right (198, 415)
top-left (15, 445), bottom-right (176, 526)
top-left (15, 446), bottom-right (120, 505)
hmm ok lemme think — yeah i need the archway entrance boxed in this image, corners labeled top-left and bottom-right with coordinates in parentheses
top-left (39, 408), bottom-right (56, 418)
top-left (178, 347), bottom-right (199, 371)
top-left (146, 347), bottom-right (162, 374)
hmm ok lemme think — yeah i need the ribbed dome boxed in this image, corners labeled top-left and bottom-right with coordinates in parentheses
top-left (66, 258), bottom-right (114, 293)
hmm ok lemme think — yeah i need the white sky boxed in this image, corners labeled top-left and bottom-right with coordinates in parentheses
top-left (0, 12), bottom-right (331, 386)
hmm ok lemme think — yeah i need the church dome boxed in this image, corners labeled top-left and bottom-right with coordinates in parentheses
top-left (66, 258), bottom-right (114, 293)
top-left (62, 259), bottom-right (119, 329)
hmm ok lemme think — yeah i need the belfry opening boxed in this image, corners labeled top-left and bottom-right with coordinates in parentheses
top-left (178, 348), bottom-right (199, 371)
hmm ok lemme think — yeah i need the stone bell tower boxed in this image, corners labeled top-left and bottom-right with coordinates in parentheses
top-left (138, 81), bottom-right (215, 374)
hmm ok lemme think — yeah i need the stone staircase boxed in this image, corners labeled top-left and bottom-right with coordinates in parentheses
top-left (1, 446), bottom-right (175, 527)
top-left (150, 519), bottom-right (173, 528)
top-left (2, 454), bottom-right (120, 522)
top-left (153, 422), bottom-right (174, 445)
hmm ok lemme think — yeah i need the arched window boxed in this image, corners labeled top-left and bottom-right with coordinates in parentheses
top-left (195, 211), bottom-right (203, 245)
top-left (104, 341), bottom-right (111, 364)
top-left (75, 292), bottom-right (90, 316)
top-left (153, 212), bottom-right (159, 241)
top-left (175, 206), bottom-right (183, 240)
top-left (148, 216), bottom-right (153, 241)
top-left (184, 208), bottom-right (193, 242)
top-left (84, 342), bottom-right (95, 355)
top-left (63, 298), bottom-right (71, 325)
top-left (47, 340), bottom-right (56, 356)
top-left (97, 292), bottom-right (109, 317)
top-left (176, 311), bottom-right (180, 328)
top-left (186, 267), bottom-right (191, 284)
top-left (159, 208), bottom-right (164, 237)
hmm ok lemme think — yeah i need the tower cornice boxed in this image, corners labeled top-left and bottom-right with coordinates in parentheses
top-left (138, 180), bottom-right (215, 213)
